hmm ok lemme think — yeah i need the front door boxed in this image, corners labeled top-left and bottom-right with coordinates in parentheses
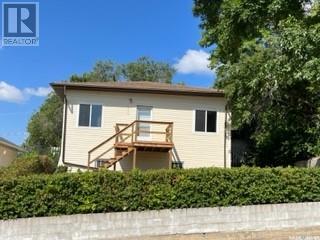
top-left (137, 106), bottom-right (152, 141)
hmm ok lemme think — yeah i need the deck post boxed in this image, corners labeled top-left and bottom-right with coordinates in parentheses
top-left (131, 124), bottom-right (134, 143)
top-left (171, 123), bottom-right (173, 143)
top-left (115, 126), bottom-right (118, 144)
top-left (168, 150), bottom-right (172, 169)
top-left (88, 153), bottom-right (90, 171)
top-left (133, 147), bottom-right (137, 169)
top-left (135, 123), bottom-right (138, 142)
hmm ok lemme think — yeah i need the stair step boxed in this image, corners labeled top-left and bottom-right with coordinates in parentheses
top-left (98, 148), bottom-right (135, 169)
top-left (116, 153), bottom-right (128, 160)
top-left (98, 158), bottom-right (116, 163)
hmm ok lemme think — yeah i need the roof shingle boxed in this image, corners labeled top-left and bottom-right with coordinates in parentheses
top-left (51, 81), bottom-right (224, 98)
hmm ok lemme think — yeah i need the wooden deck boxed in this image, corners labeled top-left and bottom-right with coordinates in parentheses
top-left (88, 120), bottom-right (174, 169)
top-left (115, 141), bottom-right (174, 152)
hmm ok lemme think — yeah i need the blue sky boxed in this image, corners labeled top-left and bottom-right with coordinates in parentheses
top-left (0, 0), bottom-right (215, 145)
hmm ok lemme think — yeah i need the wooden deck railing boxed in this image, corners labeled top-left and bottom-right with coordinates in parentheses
top-left (115, 120), bottom-right (174, 144)
top-left (88, 120), bottom-right (173, 169)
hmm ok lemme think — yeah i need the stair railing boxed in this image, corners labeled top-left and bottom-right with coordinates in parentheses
top-left (88, 121), bottom-right (136, 169)
top-left (88, 120), bottom-right (174, 169)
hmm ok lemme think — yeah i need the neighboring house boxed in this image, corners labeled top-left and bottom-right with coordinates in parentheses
top-left (51, 81), bottom-right (231, 171)
top-left (0, 137), bottom-right (24, 167)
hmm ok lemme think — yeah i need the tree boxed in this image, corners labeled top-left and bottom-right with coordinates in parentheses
top-left (25, 93), bottom-right (63, 153)
top-left (70, 60), bottom-right (121, 82)
top-left (69, 57), bottom-right (175, 83)
top-left (193, 0), bottom-right (312, 64)
top-left (193, 0), bottom-right (320, 166)
top-left (122, 57), bottom-right (175, 83)
top-left (25, 57), bottom-right (175, 152)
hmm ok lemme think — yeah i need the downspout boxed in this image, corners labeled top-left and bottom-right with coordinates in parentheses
top-left (60, 86), bottom-right (95, 170)
top-left (224, 103), bottom-right (229, 168)
top-left (61, 86), bottom-right (67, 166)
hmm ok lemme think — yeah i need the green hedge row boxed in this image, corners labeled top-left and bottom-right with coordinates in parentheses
top-left (0, 152), bottom-right (57, 179)
top-left (1, 167), bottom-right (320, 219)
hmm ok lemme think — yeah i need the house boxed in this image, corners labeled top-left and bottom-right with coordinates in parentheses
top-left (51, 81), bottom-right (231, 171)
top-left (0, 137), bottom-right (24, 167)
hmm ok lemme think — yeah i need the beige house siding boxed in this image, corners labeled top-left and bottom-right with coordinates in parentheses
top-left (61, 89), bottom-right (231, 170)
top-left (117, 152), bottom-right (170, 171)
top-left (0, 145), bottom-right (18, 167)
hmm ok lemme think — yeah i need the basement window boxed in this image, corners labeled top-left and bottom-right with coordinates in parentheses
top-left (79, 104), bottom-right (102, 127)
top-left (195, 110), bottom-right (217, 133)
top-left (172, 162), bottom-right (183, 169)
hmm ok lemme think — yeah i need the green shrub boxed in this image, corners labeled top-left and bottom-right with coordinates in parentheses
top-left (0, 152), bottom-right (56, 179)
top-left (1, 167), bottom-right (320, 219)
top-left (55, 165), bottom-right (68, 173)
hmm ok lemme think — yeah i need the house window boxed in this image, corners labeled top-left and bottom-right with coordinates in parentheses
top-left (79, 104), bottom-right (102, 127)
top-left (195, 110), bottom-right (217, 133)
top-left (96, 160), bottom-right (104, 168)
top-left (172, 162), bottom-right (183, 169)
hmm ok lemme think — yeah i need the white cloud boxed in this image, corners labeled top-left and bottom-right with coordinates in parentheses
top-left (0, 81), bottom-right (51, 103)
top-left (0, 81), bottom-right (25, 103)
top-left (24, 87), bottom-right (52, 97)
top-left (174, 49), bottom-right (214, 75)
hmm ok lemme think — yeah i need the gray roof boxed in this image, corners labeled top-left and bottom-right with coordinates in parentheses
top-left (0, 137), bottom-right (24, 151)
top-left (51, 81), bottom-right (225, 98)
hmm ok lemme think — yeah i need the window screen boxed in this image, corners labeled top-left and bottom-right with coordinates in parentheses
top-left (195, 110), bottom-right (206, 132)
top-left (79, 104), bottom-right (90, 127)
top-left (195, 110), bottom-right (217, 133)
top-left (207, 111), bottom-right (217, 132)
top-left (91, 105), bottom-right (102, 127)
top-left (78, 104), bottom-right (102, 127)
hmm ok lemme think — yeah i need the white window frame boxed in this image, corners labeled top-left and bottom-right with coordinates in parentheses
top-left (193, 109), bottom-right (218, 134)
top-left (77, 103), bottom-right (103, 128)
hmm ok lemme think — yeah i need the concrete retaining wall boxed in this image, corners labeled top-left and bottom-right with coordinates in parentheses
top-left (1, 202), bottom-right (320, 239)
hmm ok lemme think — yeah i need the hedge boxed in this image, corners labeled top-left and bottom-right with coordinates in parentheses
top-left (1, 167), bottom-right (320, 220)
top-left (0, 152), bottom-right (56, 179)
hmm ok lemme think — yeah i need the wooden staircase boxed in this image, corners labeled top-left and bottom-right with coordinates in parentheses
top-left (88, 120), bottom-right (174, 170)
top-left (96, 147), bottom-right (134, 169)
